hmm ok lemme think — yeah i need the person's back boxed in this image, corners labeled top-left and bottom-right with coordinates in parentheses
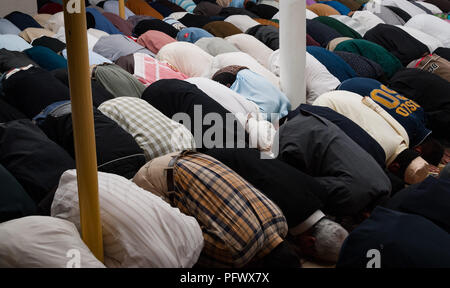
top-left (337, 206), bottom-right (450, 268)
top-left (141, 79), bottom-right (249, 151)
top-left (313, 90), bottom-right (432, 185)
top-left (387, 68), bottom-right (450, 146)
top-left (314, 91), bottom-right (407, 163)
top-left (283, 104), bottom-right (386, 168)
top-left (337, 77), bottom-right (431, 147)
top-left (204, 148), bottom-right (350, 263)
top-left (133, 151), bottom-right (292, 267)
top-left (386, 175), bottom-right (450, 233)
top-left (405, 14), bottom-right (450, 47)
top-left (276, 109), bottom-right (391, 216)
top-left (38, 102), bottom-right (147, 179)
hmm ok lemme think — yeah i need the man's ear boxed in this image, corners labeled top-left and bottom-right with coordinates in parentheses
top-left (414, 145), bottom-right (423, 155)
top-left (388, 162), bottom-right (400, 174)
top-left (298, 235), bottom-right (316, 249)
top-left (296, 235), bottom-right (317, 257)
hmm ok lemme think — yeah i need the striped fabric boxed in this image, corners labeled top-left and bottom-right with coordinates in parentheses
top-left (133, 53), bottom-right (188, 86)
top-left (51, 169), bottom-right (204, 268)
top-left (0, 216), bottom-right (105, 268)
top-left (171, 152), bottom-right (288, 267)
top-left (173, 0), bottom-right (197, 12)
top-left (98, 97), bottom-right (196, 161)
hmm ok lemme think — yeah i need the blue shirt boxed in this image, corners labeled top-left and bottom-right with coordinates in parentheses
top-left (338, 77), bottom-right (432, 147)
top-left (0, 35), bottom-right (32, 51)
top-left (307, 46), bottom-right (357, 82)
top-left (62, 49), bottom-right (112, 66)
top-left (229, 0), bottom-right (246, 8)
top-left (230, 69), bottom-right (291, 122)
top-left (176, 27), bottom-right (214, 43)
top-left (86, 7), bottom-right (123, 35)
top-left (0, 19), bottom-right (21, 35)
top-left (33, 100), bottom-right (71, 125)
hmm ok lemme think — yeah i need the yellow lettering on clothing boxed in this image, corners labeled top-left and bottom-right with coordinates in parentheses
top-left (370, 89), bottom-right (400, 109)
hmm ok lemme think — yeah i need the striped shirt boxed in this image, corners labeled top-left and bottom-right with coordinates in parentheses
top-left (98, 97), bottom-right (196, 161)
top-left (172, 0), bottom-right (197, 13)
top-left (133, 53), bottom-right (188, 86)
top-left (52, 169), bottom-right (204, 268)
top-left (170, 152), bottom-right (287, 267)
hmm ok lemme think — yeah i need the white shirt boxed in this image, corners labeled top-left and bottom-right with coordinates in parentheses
top-left (225, 33), bottom-right (274, 69)
top-left (224, 15), bottom-right (260, 32)
top-left (330, 15), bottom-right (368, 37)
top-left (157, 41), bottom-right (214, 77)
top-left (351, 11), bottom-right (385, 36)
top-left (374, 0), bottom-right (428, 16)
top-left (269, 50), bottom-right (340, 104)
top-left (414, 1), bottom-right (442, 14)
top-left (273, 9), bottom-right (318, 20)
top-left (0, 216), bottom-right (105, 268)
top-left (52, 169), bottom-right (204, 268)
top-left (405, 14), bottom-right (450, 48)
top-left (396, 25), bottom-right (443, 53)
top-left (45, 11), bottom-right (64, 33)
top-left (260, 0), bottom-right (279, 9)
top-left (272, 12), bottom-right (280, 20)
top-left (53, 27), bottom-right (107, 51)
top-left (306, 9), bottom-right (319, 19)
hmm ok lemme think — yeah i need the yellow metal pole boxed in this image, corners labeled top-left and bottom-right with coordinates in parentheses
top-left (119, 0), bottom-right (126, 19)
top-left (63, 0), bottom-right (104, 262)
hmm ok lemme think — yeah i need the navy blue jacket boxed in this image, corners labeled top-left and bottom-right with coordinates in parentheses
top-left (338, 206), bottom-right (450, 268)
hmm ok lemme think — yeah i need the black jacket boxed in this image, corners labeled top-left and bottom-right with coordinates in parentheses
top-left (0, 164), bottom-right (37, 223)
top-left (385, 176), bottom-right (450, 234)
top-left (284, 104), bottom-right (386, 168)
top-left (2, 67), bottom-right (70, 118)
top-left (0, 119), bottom-right (75, 205)
top-left (388, 68), bottom-right (450, 145)
top-left (0, 49), bottom-right (37, 74)
top-left (142, 79), bottom-right (249, 152)
top-left (364, 24), bottom-right (429, 66)
top-left (245, 25), bottom-right (279, 50)
top-left (337, 206), bottom-right (450, 268)
top-left (38, 103), bottom-right (146, 179)
top-left (277, 109), bottom-right (391, 216)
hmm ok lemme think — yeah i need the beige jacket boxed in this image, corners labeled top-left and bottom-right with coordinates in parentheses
top-left (313, 90), bottom-right (409, 165)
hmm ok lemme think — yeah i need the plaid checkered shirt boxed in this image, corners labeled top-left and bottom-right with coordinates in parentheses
top-left (99, 97), bottom-right (196, 161)
top-left (170, 152), bottom-right (288, 268)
